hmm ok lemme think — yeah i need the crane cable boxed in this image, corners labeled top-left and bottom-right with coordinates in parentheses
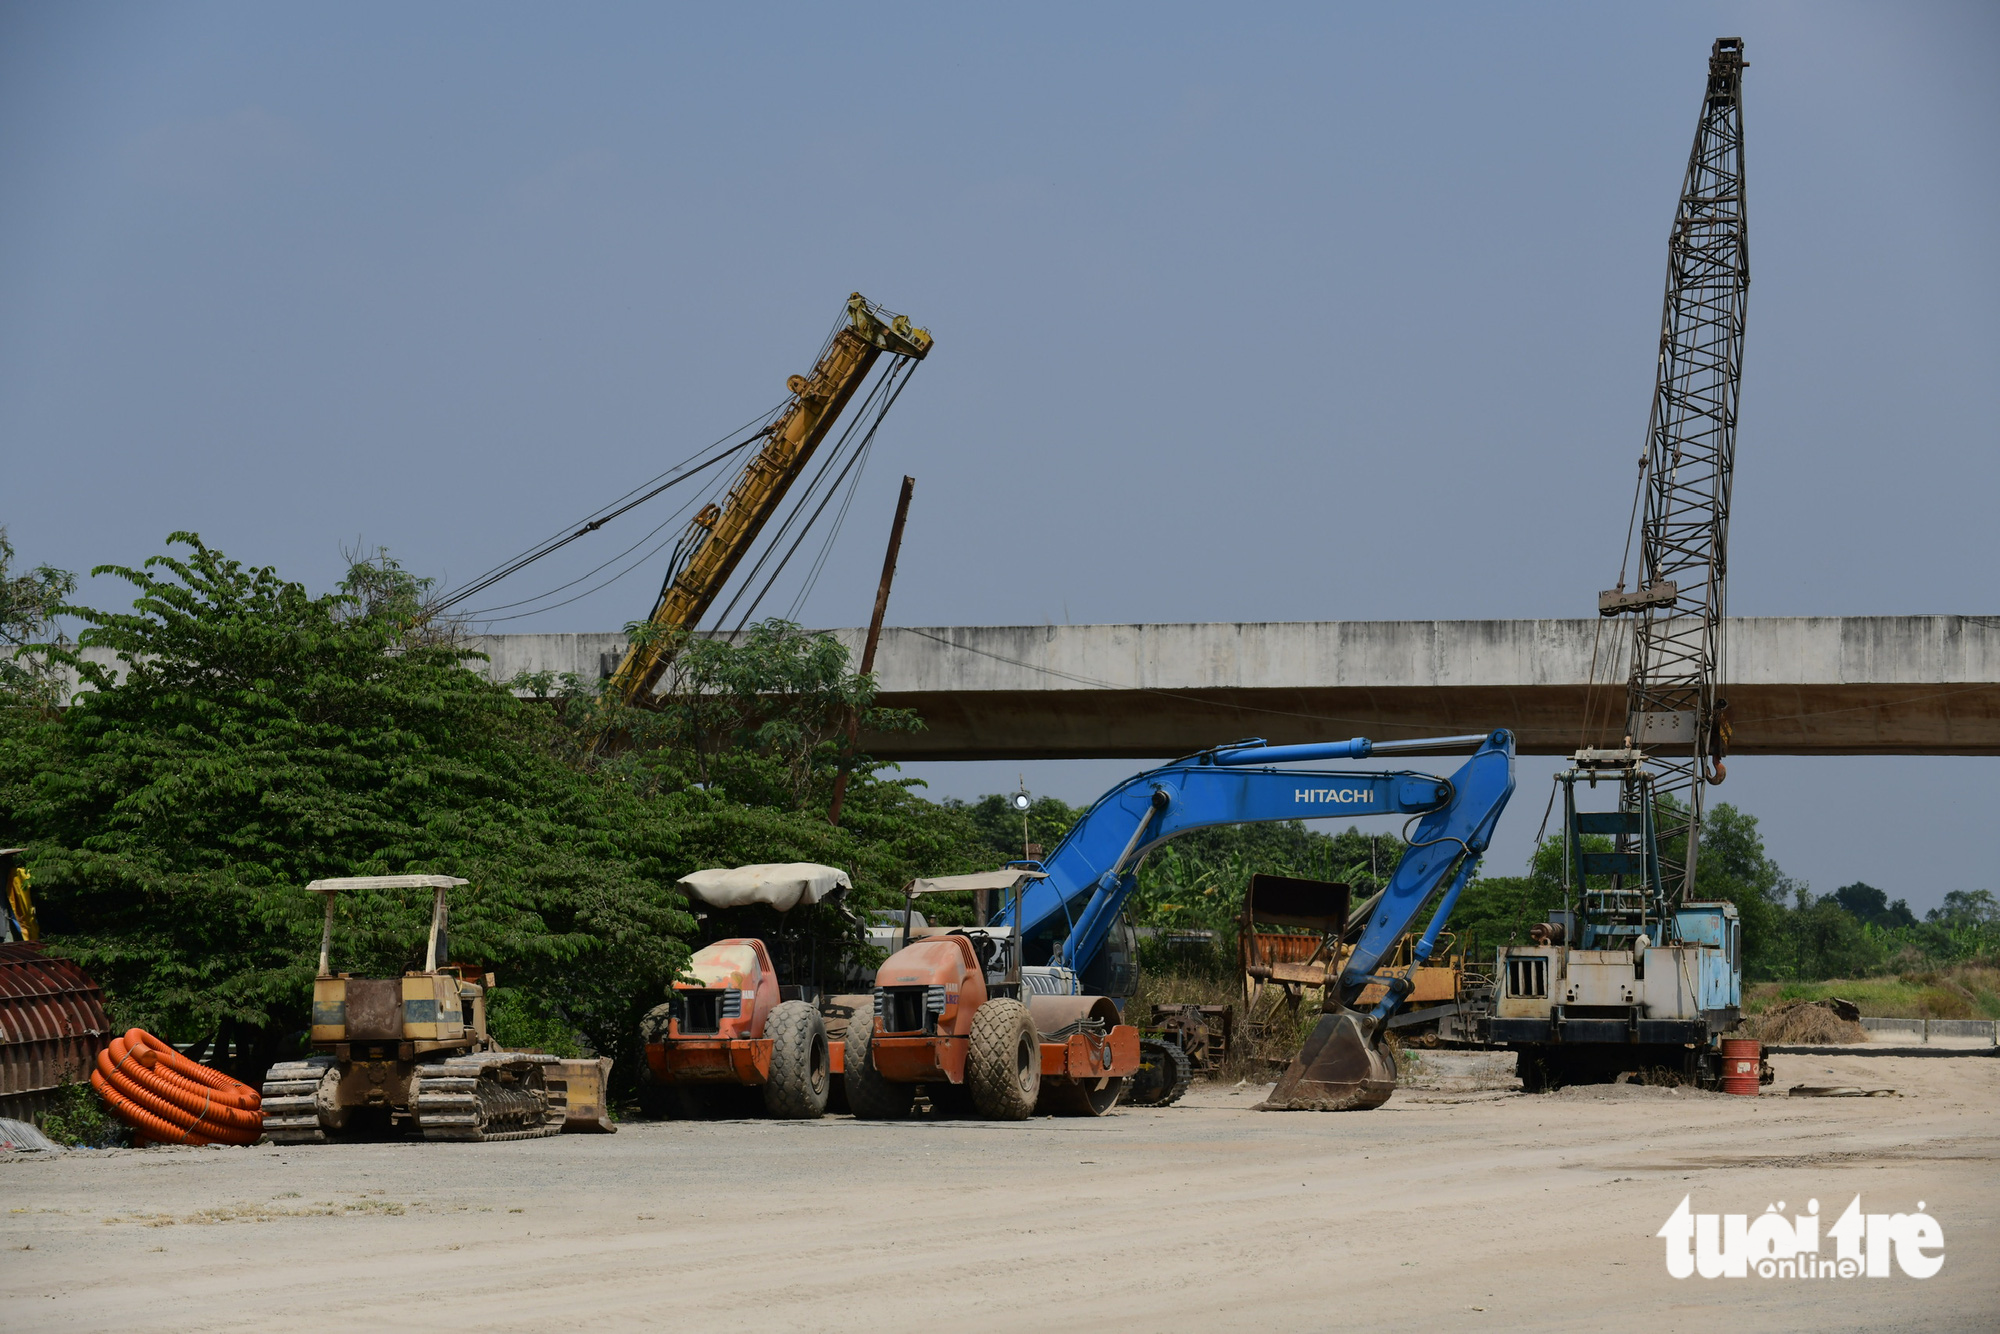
top-left (779, 363), bottom-right (919, 623)
top-left (460, 457), bottom-right (745, 621)
top-left (428, 431), bottom-right (767, 620)
top-left (705, 359), bottom-right (905, 632)
top-left (710, 358), bottom-right (919, 635)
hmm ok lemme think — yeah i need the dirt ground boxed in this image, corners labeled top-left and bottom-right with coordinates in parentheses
top-left (4, 1047), bottom-right (1995, 1333)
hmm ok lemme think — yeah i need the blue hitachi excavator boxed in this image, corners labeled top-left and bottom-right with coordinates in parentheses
top-left (988, 729), bottom-right (1517, 1110)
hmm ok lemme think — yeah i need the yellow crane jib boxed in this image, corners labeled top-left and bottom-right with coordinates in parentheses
top-left (605, 294), bottom-right (931, 709)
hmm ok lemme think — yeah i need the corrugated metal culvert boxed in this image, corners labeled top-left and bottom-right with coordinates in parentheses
top-left (0, 943), bottom-right (113, 1118)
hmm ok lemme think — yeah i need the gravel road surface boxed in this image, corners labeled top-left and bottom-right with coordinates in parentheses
top-left (3, 1048), bottom-right (1993, 1332)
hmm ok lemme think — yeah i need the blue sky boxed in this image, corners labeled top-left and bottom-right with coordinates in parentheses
top-left (4, 3), bottom-right (1996, 910)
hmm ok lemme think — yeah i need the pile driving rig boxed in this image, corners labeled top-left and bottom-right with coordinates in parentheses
top-left (1476, 38), bottom-right (1755, 1091)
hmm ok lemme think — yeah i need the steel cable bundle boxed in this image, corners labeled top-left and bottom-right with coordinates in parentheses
top-left (90, 1028), bottom-right (263, 1145)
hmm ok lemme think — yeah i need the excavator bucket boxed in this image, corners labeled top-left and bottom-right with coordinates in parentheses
top-left (1258, 1007), bottom-right (1396, 1112)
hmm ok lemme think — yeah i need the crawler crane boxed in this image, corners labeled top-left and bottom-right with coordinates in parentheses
top-left (1486, 39), bottom-right (1754, 1089)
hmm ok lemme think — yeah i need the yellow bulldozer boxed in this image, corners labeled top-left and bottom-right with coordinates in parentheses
top-left (261, 875), bottom-right (611, 1143)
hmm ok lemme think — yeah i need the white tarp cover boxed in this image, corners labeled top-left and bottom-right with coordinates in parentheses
top-left (677, 863), bottom-right (852, 912)
top-left (905, 869), bottom-right (1048, 896)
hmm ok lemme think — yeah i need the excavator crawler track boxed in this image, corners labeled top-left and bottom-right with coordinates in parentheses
top-left (413, 1052), bottom-right (566, 1143)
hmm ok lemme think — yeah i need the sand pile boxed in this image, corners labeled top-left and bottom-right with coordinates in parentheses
top-left (1752, 998), bottom-right (1868, 1045)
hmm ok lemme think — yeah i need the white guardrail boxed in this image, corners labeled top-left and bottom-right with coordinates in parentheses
top-left (1859, 1016), bottom-right (2000, 1043)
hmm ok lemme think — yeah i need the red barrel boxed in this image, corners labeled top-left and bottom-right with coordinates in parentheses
top-left (1720, 1037), bottom-right (1761, 1095)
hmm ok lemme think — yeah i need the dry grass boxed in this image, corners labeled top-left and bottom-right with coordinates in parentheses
top-left (1744, 963), bottom-right (2000, 1021)
top-left (1135, 966), bottom-right (1351, 1081)
top-left (99, 1196), bottom-right (411, 1227)
top-left (1749, 1000), bottom-right (1868, 1045)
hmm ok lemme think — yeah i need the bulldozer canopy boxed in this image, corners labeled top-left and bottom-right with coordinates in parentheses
top-left (677, 863), bottom-right (852, 912)
top-left (304, 874), bottom-right (468, 893)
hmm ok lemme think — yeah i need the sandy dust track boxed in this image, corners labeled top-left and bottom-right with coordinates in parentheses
top-left (3, 1050), bottom-right (1994, 1333)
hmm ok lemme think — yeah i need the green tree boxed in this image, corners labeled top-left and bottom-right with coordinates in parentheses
top-left (523, 618), bottom-right (919, 811)
top-left (1783, 894), bottom-right (1887, 979)
top-left (1452, 858), bottom-right (1564, 953)
top-left (947, 792), bottom-right (1083, 865)
top-left (1829, 882), bottom-right (1917, 929)
top-left (0, 535), bottom-right (694, 1074)
top-left (1929, 889), bottom-right (2000, 928)
top-left (0, 527), bottom-right (76, 707)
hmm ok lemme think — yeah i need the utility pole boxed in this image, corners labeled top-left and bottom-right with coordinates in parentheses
top-left (827, 475), bottom-right (915, 826)
top-left (1014, 779), bottom-right (1033, 860)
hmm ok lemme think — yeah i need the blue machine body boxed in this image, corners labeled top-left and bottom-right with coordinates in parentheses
top-left (994, 730), bottom-right (1517, 1019)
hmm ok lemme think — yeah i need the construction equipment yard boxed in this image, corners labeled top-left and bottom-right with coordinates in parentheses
top-left (5, 14), bottom-right (1996, 1334)
top-left (5, 1048), bottom-right (1993, 1332)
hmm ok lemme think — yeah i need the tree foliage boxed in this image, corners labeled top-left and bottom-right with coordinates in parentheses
top-left (948, 792), bottom-right (1084, 866)
top-left (0, 535), bottom-right (1007, 1083)
top-left (0, 526), bottom-right (76, 707)
top-left (522, 617), bottom-right (920, 811)
top-left (0, 536), bottom-right (695, 1069)
top-left (1829, 882), bottom-right (1917, 929)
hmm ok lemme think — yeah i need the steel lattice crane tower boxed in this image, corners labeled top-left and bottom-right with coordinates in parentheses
top-left (1598, 37), bottom-right (1749, 904)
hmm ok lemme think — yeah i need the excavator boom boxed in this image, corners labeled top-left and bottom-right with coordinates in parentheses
top-left (606, 294), bottom-right (931, 707)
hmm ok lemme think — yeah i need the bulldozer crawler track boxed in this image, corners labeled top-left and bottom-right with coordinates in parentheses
top-left (414, 1053), bottom-right (565, 1143)
top-left (259, 1059), bottom-right (334, 1144)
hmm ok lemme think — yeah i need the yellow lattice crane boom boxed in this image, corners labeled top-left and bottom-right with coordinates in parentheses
top-left (606, 293), bottom-right (931, 708)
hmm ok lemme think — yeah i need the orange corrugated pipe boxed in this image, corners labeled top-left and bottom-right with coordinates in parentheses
top-left (91, 1029), bottom-right (264, 1146)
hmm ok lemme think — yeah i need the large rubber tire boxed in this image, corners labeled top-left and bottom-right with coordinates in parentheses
top-left (842, 1018), bottom-right (915, 1120)
top-left (762, 1001), bottom-right (831, 1119)
top-left (967, 998), bottom-right (1041, 1121)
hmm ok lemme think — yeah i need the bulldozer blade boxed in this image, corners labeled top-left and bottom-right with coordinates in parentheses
top-left (1258, 1008), bottom-right (1396, 1112)
top-left (550, 1057), bottom-right (617, 1133)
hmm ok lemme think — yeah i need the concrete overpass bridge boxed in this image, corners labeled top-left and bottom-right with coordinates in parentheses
top-left (472, 616), bottom-right (2000, 760)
